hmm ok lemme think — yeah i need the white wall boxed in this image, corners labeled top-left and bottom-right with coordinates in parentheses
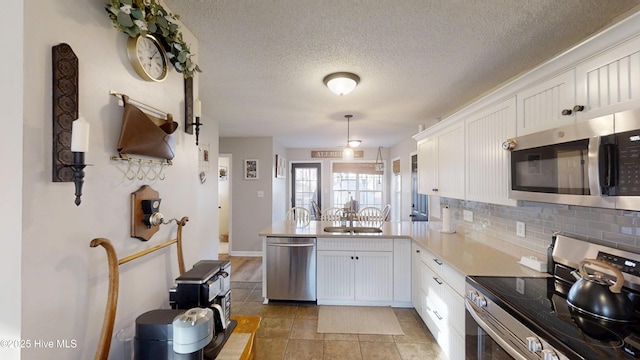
top-left (22, 1), bottom-right (215, 359)
top-left (0, 2), bottom-right (23, 360)
top-left (389, 137), bottom-right (418, 221)
top-left (219, 137), bottom-right (274, 253)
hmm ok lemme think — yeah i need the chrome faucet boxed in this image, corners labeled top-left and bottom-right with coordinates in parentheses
top-left (339, 209), bottom-right (356, 227)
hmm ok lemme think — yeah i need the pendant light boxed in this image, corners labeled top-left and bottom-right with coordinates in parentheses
top-left (343, 114), bottom-right (360, 160)
top-left (375, 146), bottom-right (384, 171)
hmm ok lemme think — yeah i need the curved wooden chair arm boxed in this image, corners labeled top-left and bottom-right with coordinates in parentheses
top-left (176, 216), bottom-right (189, 275)
top-left (89, 238), bottom-right (119, 360)
top-left (90, 216), bottom-right (189, 360)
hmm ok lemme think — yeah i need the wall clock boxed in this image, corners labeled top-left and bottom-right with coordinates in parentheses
top-left (126, 34), bottom-right (169, 82)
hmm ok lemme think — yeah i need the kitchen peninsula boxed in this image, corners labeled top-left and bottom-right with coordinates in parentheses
top-left (260, 220), bottom-right (548, 360)
top-left (260, 220), bottom-right (547, 282)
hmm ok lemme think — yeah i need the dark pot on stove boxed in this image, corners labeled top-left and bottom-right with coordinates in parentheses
top-left (567, 258), bottom-right (635, 322)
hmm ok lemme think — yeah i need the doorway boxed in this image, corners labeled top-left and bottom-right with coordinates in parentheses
top-left (411, 154), bottom-right (428, 221)
top-left (218, 155), bottom-right (231, 254)
top-left (291, 163), bottom-right (321, 219)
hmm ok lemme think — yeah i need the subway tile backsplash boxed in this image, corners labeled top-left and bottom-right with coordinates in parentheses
top-left (441, 198), bottom-right (640, 256)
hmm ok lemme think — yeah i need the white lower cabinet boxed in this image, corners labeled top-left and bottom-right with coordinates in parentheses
top-left (411, 243), bottom-right (425, 314)
top-left (393, 238), bottom-right (412, 305)
top-left (317, 238), bottom-right (394, 305)
top-left (412, 242), bottom-right (465, 360)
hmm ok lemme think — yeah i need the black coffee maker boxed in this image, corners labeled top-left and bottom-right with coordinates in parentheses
top-left (134, 308), bottom-right (213, 360)
top-left (169, 260), bottom-right (236, 360)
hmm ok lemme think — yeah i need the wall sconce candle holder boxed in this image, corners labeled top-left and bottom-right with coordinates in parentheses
top-left (52, 43), bottom-right (91, 206)
top-left (67, 152), bottom-right (89, 206)
top-left (185, 99), bottom-right (203, 145)
top-left (194, 116), bottom-right (203, 145)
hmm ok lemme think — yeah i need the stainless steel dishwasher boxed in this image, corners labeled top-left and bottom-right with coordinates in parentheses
top-left (266, 237), bottom-right (316, 301)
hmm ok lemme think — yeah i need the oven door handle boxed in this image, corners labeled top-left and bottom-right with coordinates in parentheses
top-left (465, 300), bottom-right (531, 360)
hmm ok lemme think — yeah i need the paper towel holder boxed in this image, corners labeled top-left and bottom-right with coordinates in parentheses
top-left (439, 205), bottom-right (456, 234)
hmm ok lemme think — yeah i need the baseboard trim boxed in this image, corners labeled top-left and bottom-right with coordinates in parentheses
top-left (229, 250), bottom-right (262, 257)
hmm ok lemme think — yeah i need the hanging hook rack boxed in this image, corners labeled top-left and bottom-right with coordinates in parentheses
top-left (111, 156), bottom-right (172, 181)
top-left (109, 90), bottom-right (169, 119)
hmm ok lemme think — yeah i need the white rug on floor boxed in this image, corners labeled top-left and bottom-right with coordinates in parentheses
top-left (317, 306), bottom-right (404, 335)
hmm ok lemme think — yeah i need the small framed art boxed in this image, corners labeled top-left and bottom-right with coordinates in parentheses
top-left (244, 159), bottom-right (258, 179)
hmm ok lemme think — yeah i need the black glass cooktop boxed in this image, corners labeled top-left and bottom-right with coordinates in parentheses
top-left (469, 276), bottom-right (640, 360)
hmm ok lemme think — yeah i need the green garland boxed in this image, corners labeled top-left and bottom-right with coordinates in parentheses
top-left (106, 0), bottom-right (201, 78)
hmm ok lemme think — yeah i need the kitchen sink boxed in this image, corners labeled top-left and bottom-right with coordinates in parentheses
top-left (323, 226), bottom-right (383, 234)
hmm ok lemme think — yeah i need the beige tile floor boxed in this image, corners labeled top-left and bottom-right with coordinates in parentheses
top-left (230, 281), bottom-right (448, 360)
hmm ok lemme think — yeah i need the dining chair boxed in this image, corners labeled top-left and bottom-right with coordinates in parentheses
top-left (320, 207), bottom-right (345, 221)
top-left (381, 204), bottom-right (391, 221)
top-left (286, 206), bottom-right (311, 226)
top-left (310, 200), bottom-right (322, 220)
top-left (358, 206), bottom-right (384, 221)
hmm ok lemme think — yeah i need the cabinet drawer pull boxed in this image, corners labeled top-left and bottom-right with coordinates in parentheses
top-left (433, 277), bottom-right (443, 285)
top-left (433, 258), bottom-right (443, 266)
top-left (433, 310), bottom-right (443, 320)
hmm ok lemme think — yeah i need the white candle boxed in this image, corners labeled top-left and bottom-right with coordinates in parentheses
top-left (71, 116), bottom-right (90, 153)
top-left (194, 99), bottom-right (202, 117)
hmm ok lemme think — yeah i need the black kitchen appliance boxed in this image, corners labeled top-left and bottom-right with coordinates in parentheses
top-left (134, 308), bottom-right (213, 360)
top-left (169, 260), bottom-right (235, 360)
top-left (466, 234), bottom-right (640, 359)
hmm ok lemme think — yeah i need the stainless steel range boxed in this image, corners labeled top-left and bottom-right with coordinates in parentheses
top-left (465, 234), bottom-right (640, 359)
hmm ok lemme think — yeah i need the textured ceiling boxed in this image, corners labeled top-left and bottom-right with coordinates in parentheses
top-left (164, 0), bottom-right (640, 148)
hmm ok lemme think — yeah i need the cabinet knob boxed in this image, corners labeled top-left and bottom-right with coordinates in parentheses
top-left (573, 105), bottom-right (585, 112)
top-left (432, 188), bottom-right (438, 192)
top-left (561, 109), bottom-right (572, 116)
top-left (502, 139), bottom-right (517, 151)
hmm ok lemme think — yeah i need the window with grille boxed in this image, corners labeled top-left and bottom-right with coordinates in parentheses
top-left (331, 162), bottom-right (383, 210)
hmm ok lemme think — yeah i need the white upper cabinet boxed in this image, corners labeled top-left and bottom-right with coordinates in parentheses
top-left (516, 70), bottom-right (576, 136)
top-left (465, 97), bottom-right (517, 206)
top-left (417, 136), bottom-right (437, 195)
top-left (575, 35), bottom-right (640, 121)
top-left (416, 123), bottom-right (465, 199)
top-left (515, 35), bottom-right (640, 135)
top-left (436, 123), bottom-right (465, 199)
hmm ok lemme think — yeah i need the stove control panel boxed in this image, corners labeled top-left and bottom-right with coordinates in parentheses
top-left (467, 290), bottom-right (487, 308)
top-left (597, 251), bottom-right (640, 277)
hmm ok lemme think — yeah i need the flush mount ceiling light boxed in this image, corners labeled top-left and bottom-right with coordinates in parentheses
top-left (323, 72), bottom-right (360, 96)
top-left (343, 114), bottom-right (361, 160)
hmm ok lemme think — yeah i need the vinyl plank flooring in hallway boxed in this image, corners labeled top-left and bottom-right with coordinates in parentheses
top-left (224, 256), bottom-right (447, 360)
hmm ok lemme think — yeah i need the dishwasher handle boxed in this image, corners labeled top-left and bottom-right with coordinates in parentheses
top-left (267, 243), bottom-right (315, 247)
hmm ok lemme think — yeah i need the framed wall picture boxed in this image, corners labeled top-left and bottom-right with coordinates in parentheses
top-left (244, 159), bottom-right (258, 179)
top-left (276, 154), bottom-right (286, 178)
top-left (219, 165), bottom-right (228, 181)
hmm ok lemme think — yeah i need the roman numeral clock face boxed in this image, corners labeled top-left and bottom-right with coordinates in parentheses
top-left (126, 34), bottom-right (169, 82)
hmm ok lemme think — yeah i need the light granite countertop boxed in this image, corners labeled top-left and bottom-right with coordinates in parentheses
top-left (259, 220), bottom-right (549, 278)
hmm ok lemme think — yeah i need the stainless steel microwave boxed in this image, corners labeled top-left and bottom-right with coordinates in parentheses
top-left (503, 108), bottom-right (640, 210)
